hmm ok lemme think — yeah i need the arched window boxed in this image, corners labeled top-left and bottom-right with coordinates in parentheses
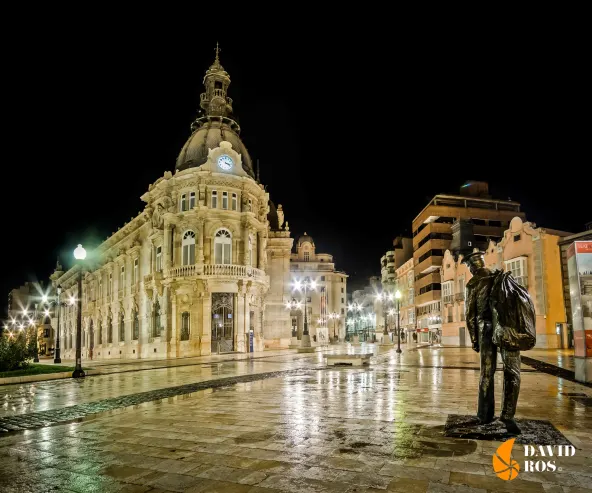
top-left (133, 311), bottom-right (139, 340)
top-left (214, 229), bottom-right (232, 265)
top-left (108, 317), bottom-right (113, 343)
top-left (153, 300), bottom-right (160, 338)
top-left (119, 312), bottom-right (125, 342)
top-left (181, 312), bottom-right (190, 341)
top-left (182, 231), bottom-right (196, 266)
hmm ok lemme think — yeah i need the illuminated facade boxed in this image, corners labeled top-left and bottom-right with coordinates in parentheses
top-left (441, 217), bottom-right (570, 348)
top-left (50, 50), bottom-right (337, 360)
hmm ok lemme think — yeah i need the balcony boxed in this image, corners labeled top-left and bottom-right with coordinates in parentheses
top-left (415, 255), bottom-right (443, 275)
top-left (415, 290), bottom-right (441, 306)
top-left (166, 264), bottom-right (267, 282)
top-left (443, 295), bottom-right (453, 305)
top-left (455, 292), bottom-right (465, 302)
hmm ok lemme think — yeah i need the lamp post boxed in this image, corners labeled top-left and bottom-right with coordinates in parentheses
top-left (43, 287), bottom-right (66, 363)
top-left (347, 302), bottom-right (363, 344)
top-left (285, 298), bottom-right (303, 348)
top-left (328, 312), bottom-right (339, 343)
top-left (293, 277), bottom-right (316, 352)
top-left (32, 304), bottom-right (40, 362)
top-left (377, 292), bottom-right (393, 346)
top-left (72, 244), bottom-right (86, 378)
top-left (395, 290), bottom-right (402, 353)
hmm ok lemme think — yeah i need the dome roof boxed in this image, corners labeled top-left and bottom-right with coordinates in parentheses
top-left (175, 120), bottom-right (254, 177)
top-left (298, 232), bottom-right (314, 246)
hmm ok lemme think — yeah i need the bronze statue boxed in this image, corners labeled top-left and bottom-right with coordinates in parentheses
top-left (464, 251), bottom-right (536, 434)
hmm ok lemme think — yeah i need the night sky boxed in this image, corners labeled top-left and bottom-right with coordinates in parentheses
top-left (2, 28), bottom-right (588, 309)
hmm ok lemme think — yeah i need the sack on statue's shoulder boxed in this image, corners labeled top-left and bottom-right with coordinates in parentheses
top-left (491, 271), bottom-right (536, 351)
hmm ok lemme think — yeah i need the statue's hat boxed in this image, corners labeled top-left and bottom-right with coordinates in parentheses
top-left (461, 251), bottom-right (485, 266)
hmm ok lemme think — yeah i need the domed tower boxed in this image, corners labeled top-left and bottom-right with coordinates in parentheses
top-left (176, 44), bottom-right (255, 177)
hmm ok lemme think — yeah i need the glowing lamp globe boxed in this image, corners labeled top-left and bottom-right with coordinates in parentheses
top-left (74, 244), bottom-right (87, 260)
top-left (395, 290), bottom-right (402, 299)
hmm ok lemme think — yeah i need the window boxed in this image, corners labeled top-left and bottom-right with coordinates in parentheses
top-left (133, 311), bottom-right (139, 340)
top-left (304, 251), bottom-right (310, 261)
top-left (180, 194), bottom-right (187, 212)
top-left (109, 273), bottom-right (113, 301)
top-left (108, 318), bottom-right (113, 343)
top-left (341, 308), bottom-right (345, 314)
top-left (214, 229), bottom-right (232, 265)
top-left (458, 277), bottom-right (465, 300)
top-left (189, 191), bottom-right (196, 209)
top-left (156, 246), bottom-right (162, 272)
top-left (44, 328), bottom-right (50, 337)
top-left (211, 190), bottom-right (218, 208)
top-left (231, 193), bottom-right (237, 211)
top-left (341, 277), bottom-right (344, 283)
top-left (248, 198), bottom-right (252, 211)
top-left (408, 287), bottom-right (414, 305)
top-left (320, 276), bottom-right (325, 281)
top-left (222, 191), bottom-right (228, 210)
top-left (133, 258), bottom-right (138, 284)
top-left (505, 257), bottom-right (528, 287)
top-left (442, 281), bottom-right (453, 304)
top-left (99, 322), bottom-right (103, 345)
top-left (120, 265), bottom-right (125, 293)
top-left (514, 234), bottom-right (521, 242)
top-left (119, 313), bottom-right (125, 342)
top-left (341, 298), bottom-right (344, 303)
top-left (153, 300), bottom-right (160, 337)
top-left (182, 231), bottom-right (196, 265)
top-left (181, 312), bottom-right (190, 341)
top-left (341, 288), bottom-right (344, 293)
top-left (408, 308), bottom-right (415, 324)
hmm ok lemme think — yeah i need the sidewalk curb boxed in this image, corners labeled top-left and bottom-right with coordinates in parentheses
top-left (0, 370), bottom-right (99, 386)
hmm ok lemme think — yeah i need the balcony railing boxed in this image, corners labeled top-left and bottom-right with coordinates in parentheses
top-left (455, 292), bottom-right (465, 302)
top-left (166, 264), bottom-right (267, 281)
top-left (443, 295), bottom-right (453, 305)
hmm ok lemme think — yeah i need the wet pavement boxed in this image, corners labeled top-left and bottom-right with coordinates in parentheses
top-left (0, 345), bottom-right (591, 492)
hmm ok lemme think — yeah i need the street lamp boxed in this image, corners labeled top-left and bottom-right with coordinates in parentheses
top-left (328, 312), bottom-right (340, 342)
top-left (347, 302), bottom-right (363, 343)
top-left (292, 277), bottom-right (316, 351)
top-left (377, 291), bottom-right (394, 345)
top-left (43, 286), bottom-right (66, 363)
top-left (72, 244), bottom-right (86, 378)
top-left (285, 298), bottom-right (303, 347)
top-left (395, 290), bottom-right (402, 353)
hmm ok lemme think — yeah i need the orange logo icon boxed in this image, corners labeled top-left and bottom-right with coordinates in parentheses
top-left (493, 438), bottom-right (520, 480)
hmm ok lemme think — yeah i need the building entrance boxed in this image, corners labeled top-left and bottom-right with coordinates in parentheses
top-left (212, 293), bottom-right (234, 352)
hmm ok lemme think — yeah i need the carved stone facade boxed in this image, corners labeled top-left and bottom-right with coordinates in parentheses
top-left (52, 50), bottom-right (295, 360)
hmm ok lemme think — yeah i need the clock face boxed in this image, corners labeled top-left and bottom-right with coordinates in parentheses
top-left (217, 154), bottom-right (234, 171)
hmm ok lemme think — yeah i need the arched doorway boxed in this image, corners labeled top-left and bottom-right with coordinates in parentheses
top-left (211, 293), bottom-right (234, 352)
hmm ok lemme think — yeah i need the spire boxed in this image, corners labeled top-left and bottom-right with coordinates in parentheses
top-left (200, 43), bottom-right (232, 118)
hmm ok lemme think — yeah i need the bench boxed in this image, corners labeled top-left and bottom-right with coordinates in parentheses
top-left (326, 354), bottom-right (373, 366)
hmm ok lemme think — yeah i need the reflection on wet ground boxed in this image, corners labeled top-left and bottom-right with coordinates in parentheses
top-left (0, 345), bottom-right (591, 492)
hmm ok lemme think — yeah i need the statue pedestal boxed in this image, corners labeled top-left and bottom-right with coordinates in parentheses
top-left (380, 334), bottom-right (393, 347)
top-left (443, 414), bottom-right (573, 445)
top-left (351, 335), bottom-right (360, 346)
top-left (289, 336), bottom-right (300, 349)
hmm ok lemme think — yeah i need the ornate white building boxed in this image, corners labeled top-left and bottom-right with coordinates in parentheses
top-left (288, 233), bottom-right (348, 344)
top-left (51, 49), bottom-right (306, 360)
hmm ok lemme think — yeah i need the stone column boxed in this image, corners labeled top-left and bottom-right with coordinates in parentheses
top-left (170, 289), bottom-right (177, 358)
top-left (237, 282), bottom-right (246, 352)
top-left (197, 219), bottom-right (205, 264)
top-left (163, 223), bottom-right (172, 270)
top-left (201, 290), bottom-right (211, 355)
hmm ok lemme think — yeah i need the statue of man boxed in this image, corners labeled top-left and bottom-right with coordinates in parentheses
top-left (463, 251), bottom-right (535, 434)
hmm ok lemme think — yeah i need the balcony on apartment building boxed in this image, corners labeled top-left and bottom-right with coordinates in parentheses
top-left (415, 289), bottom-right (441, 307)
top-left (415, 254), bottom-right (443, 275)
